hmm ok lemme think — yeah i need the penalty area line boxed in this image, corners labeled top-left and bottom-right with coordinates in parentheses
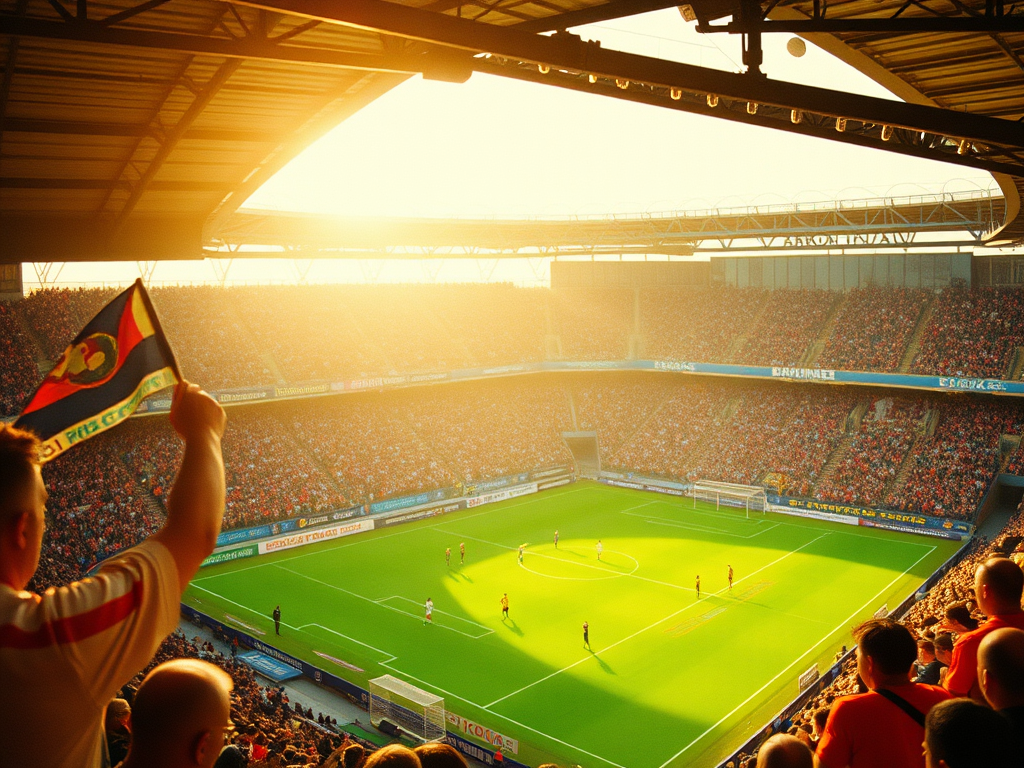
top-left (657, 542), bottom-right (937, 768)
top-left (378, 663), bottom-right (627, 768)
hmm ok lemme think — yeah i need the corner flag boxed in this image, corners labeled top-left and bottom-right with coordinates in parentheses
top-left (15, 279), bottom-right (180, 462)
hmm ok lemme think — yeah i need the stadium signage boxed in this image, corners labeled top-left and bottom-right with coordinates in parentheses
top-left (538, 477), bottom-right (572, 490)
top-left (446, 713), bottom-right (519, 754)
top-left (653, 360), bottom-right (696, 372)
top-left (466, 482), bottom-right (538, 508)
top-left (216, 389), bottom-right (270, 403)
top-left (274, 383), bottom-right (330, 397)
top-left (938, 376), bottom-right (1008, 392)
top-left (370, 489), bottom-right (447, 515)
top-left (348, 375), bottom-right (408, 391)
top-left (379, 501), bottom-right (465, 528)
top-left (258, 519), bottom-right (374, 554)
top-left (775, 497), bottom-right (973, 536)
top-left (200, 544), bottom-right (257, 567)
top-left (771, 367), bottom-right (836, 381)
top-left (781, 232), bottom-right (911, 247)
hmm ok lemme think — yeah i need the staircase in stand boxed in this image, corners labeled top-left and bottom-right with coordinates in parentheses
top-left (898, 293), bottom-right (938, 372)
top-left (801, 291), bottom-right (850, 367)
top-left (1006, 347), bottom-right (1024, 381)
top-left (13, 306), bottom-right (55, 372)
top-left (882, 409), bottom-right (933, 498)
top-left (726, 299), bottom-right (771, 363)
top-left (811, 401), bottom-right (868, 491)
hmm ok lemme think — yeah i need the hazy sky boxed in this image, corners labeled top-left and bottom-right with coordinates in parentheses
top-left (39, 9), bottom-right (995, 288)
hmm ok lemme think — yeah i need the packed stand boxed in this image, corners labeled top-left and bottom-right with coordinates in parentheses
top-left (151, 285), bottom-right (276, 391)
top-left (0, 300), bottom-right (40, 416)
top-left (572, 377), bottom-right (676, 463)
top-left (886, 398), bottom-right (1024, 519)
top-left (912, 285), bottom-right (1024, 380)
top-left (814, 398), bottom-right (926, 508)
top-left (734, 289), bottom-right (838, 367)
top-left (18, 287), bottom-right (120, 362)
top-left (29, 430), bottom-right (163, 592)
top-left (641, 286), bottom-right (767, 363)
top-left (553, 287), bottom-right (632, 360)
top-left (400, 380), bottom-right (574, 482)
top-left (283, 395), bottom-right (457, 504)
top-left (608, 383), bottom-right (732, 479)
top-left (683, 387), bottom-right (855, 495)
top-left (817, 286), bottom-right (930, 372)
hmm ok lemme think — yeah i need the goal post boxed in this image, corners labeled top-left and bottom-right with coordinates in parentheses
top-left (368, 675), bottom-right (445, 743)
top-left (690, 480), bottom-right (768, 518)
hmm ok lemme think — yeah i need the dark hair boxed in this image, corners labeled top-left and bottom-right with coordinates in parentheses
top-left (413, 743), bottom-right (468, 768)
top-left (980, 558), bottom-right (1024, 606)
top-left (944, 603), bottom-right (978, 631)
top-left (916, 639), bottom-right (935, 655)
top-left (925, 699), bottom-right (1017, 768)
top-left (933, 632), bottom-right (954, 652)
top-left (363, 745), bottom-right (421, 768)
top-left (852, 618), bottom-right (917, 676)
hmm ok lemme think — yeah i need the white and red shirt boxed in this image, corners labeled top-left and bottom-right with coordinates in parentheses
top-left (0, 539), bottom-right (180, 767)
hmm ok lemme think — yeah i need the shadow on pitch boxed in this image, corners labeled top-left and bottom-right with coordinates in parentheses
top-left (502, 617), bottom-right (524, 637)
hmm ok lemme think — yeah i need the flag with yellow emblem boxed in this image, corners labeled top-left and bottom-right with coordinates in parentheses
top-left (15, 279), bottom-right (180, 462)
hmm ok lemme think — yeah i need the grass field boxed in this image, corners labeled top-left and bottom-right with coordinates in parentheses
top-left (186, 481), bottom-right (961, 768)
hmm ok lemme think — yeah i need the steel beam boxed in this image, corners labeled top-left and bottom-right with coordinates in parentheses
top-left (703, 18), bottom-right (1024, 34)
top-left (226, 0), bottom-right (1024, 150)
top-left (0, 16), bottom-right (423, 73)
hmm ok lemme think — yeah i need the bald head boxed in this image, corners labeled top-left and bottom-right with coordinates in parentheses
top-left (756, 734), bottom-right (813, 768)
top-left (978, 627), bottom-right (1024, 710)
top-left (975, 558), bottom-right (1024, 616)
top-left (124, 659), bottom-right (233, 768)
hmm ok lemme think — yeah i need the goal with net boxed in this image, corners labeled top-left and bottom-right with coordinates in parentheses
top-left (690, 480), bottom-right (768, 518)
top-left (368, 675), bottom-right (446, 743)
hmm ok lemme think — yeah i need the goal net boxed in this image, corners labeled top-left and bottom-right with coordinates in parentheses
top-left (691, 480), bottom-right (768, 518)
top-left (368, 675), bottom-right (445, 743)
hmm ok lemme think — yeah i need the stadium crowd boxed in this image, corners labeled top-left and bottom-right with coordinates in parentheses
top-left (0, 299), bottom-right (39, 415)
top-left (817, 286), bottom-right (931, 372)
top-left (912, 285), bottom-right (1024, 379)
top-left (3, 284), bottom-right (1024, 408)
top-left (814, 398), bottom-right (926, 507)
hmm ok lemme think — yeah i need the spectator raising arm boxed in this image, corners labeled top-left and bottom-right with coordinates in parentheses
top-left (153, 381), bottom-right (227, 591)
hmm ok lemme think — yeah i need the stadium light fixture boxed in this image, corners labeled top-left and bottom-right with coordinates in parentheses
top-left (836, 117), bottom-right (847, 132)
top-left (538, 63), bottom-right (550, 74)
top-left (706, 93), bottom-right (719, 108)
top-left (791, 109), bottom-right (802, 124)
top-left (616, 78), bottom-right (629, 89)
top-left (746, 101), bottom-right (758, 115)
top-left (881, 125), bottom-right (894, 141)
top-left (588, 73), bottom-right (597, 83)
top-left (958, 139), bottom-right (971, 155)
top-left (670, 87), bottom-right (682, 100)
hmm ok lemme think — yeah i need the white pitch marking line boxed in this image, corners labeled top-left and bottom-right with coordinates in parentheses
top-left (485, 531), bottom-right (833, 708)
top-left (299, 623), bottom-right (397, 663)
top-left (378, 663), bottom-right (627, 768)
top-left (273, 565), bottom-right (490, 639)
top-left (656, 543), bottom-right (937, 768)
top-left (195, 484), bottom-right (591, 582)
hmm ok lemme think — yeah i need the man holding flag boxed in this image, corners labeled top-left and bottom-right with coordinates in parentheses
top-left (0, 281), bottom-right (228, 768)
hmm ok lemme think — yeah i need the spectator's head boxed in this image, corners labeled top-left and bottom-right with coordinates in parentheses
top-left (123, 658), bottom-right (234, 768)
top-left (105, 697), bottom-right (131, 735)
top-left (811, 708), bottom-right (830, 740)
top-left (362, 744), bottom-right (421, 768)
top-left (924, 698), bottom-right (1017, 768)
top-left (755, 734), bottom-right (813, 768)
top-left (933, 633), bottom-right (955, 665)
top-left (975, 558), bottom-right (1024, 617)
top-left (0, 424), bottom-right (44, 590)
top-left (943, 603), bottom-right (977, 633)
top-left (978, 627), bottom-right (1024, 711)
top-left (917, 639), bottom-right (936, 663)
top-left (853, 618), bottom-right (917, 688)
top-left (413, 742), bottom-right (468, 768)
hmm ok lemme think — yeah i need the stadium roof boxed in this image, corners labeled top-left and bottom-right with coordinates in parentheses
top-left (1, 0), bottom-right (1022, 263)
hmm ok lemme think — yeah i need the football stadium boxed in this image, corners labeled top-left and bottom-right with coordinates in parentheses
top-left (2, 3), bottom-right (1024, 768)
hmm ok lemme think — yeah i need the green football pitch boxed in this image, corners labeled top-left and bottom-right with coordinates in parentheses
top-left (186, 481), bottom-right (961, 768)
